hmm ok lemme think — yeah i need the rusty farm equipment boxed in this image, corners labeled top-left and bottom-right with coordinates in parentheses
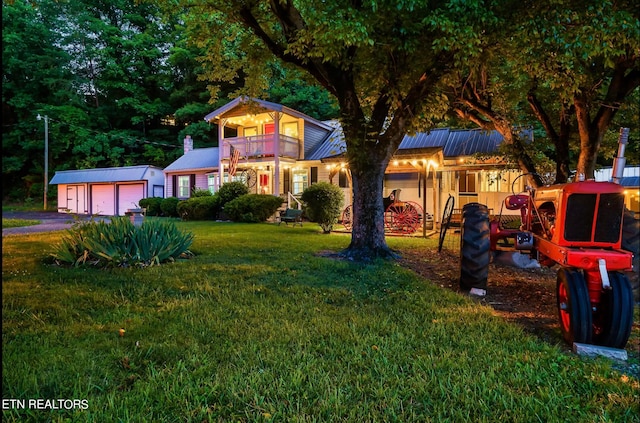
top-left (459, 128), bottom-right (636, 348)
top-left (341, 189), bottom-right (425, 235)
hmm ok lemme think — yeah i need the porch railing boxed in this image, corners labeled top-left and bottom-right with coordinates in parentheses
top-left (222, 134), bottom-right (300, 160)
top-left (287, 192), bottom-right (302, 209)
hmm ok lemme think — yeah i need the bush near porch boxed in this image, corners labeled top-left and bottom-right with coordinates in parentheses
top-left (2, 223), bottom-right (638, 422)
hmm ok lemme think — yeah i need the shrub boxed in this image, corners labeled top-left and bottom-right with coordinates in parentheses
top-left (191, 188), bottom-right (213, 197)
top-left (161, 197), bottom-right (181, 218)
top-left (224, 194), bottom-right (283, 223)
top-left (217, 181), bottom-right (249, 206)
top-left (301, 182), bottom-right (345, 233)
top-left (51, 217), bottom-right (194, 268)
top-left (139, 197), bottom-right (163, 216)
top-left (177, 196), bottom-right (220, 221)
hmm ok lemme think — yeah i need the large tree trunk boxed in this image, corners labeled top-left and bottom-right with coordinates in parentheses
top-left (342, 157), bottom-right (399, 260)
top-left (574, 93), bottom-right (601, 180)
top-left (527, 91), bottom-right (572, 184)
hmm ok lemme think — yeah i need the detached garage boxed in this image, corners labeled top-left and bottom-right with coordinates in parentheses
top-left (49, 165), bottom-right (165, 216)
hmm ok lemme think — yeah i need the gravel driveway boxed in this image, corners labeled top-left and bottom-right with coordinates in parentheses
top-left (2, 211), bottom-right (106, 236)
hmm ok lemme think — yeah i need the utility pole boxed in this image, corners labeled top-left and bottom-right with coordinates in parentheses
top-left (37, 114), bottom-right (49, 210)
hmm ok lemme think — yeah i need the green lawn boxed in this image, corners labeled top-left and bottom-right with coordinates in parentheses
top-left (2, 218), bottom-right (40, 229)
top-left (2, 221), bottom-right (638, 422)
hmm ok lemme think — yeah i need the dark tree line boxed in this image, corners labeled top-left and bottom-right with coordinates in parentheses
top-left (2, 0), bottom-right (338, 201)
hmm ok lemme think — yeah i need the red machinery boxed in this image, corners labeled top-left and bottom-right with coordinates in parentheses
top-left (342, 189), bottom-right (424, 235)
top-left (460, 128), bottom-right (635, 348)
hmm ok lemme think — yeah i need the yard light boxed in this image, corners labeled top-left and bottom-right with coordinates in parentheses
top-left (37, 114), bottom-right (49, 210)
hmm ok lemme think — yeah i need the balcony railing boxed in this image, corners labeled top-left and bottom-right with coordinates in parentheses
top-left (222, 134), bottom-right (300, 160)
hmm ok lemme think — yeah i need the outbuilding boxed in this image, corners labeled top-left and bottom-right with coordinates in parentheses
top-left (49, 165), bottom-right (165, 215)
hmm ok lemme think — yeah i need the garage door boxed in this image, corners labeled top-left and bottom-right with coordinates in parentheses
top-left (117, 184), bottom-right (145, 216)
top-left (91, 185), bottom-right (115, 215)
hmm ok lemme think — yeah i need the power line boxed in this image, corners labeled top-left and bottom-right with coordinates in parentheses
top-left (44, 117), bottom-right (184, 149)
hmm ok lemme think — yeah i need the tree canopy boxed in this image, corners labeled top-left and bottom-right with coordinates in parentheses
top-left (3, 0), bottom-right (638, 261)
top-left (169, 0), bottom-right (638, 258)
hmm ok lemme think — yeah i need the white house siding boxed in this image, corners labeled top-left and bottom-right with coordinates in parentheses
top-left (61, 184), bottom-right (87, 214)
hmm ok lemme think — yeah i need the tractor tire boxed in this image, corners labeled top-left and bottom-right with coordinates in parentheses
top-left (459, 203), bottom-right (490, 292)
top-left (593, 272), bottom-right (634, 349)
top-left (557, 268), bottom-right (592, 345)
top-left (621, 209), bottom-right (639, 303)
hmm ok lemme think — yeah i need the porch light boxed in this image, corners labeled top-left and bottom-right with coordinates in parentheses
top-left (412, 160), bottom-right (417, 166)
top-left (428, 160), bottom-right (439, 169)
top-left (393, 160), bottom-right (399, 166)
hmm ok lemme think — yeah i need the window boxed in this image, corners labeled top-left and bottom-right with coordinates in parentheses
top-left (480, 171), bottom-right (507, 193)
top-left (207, 174), bottom-right (217, 194)
top-left (244, 127), bottom-right (258, 137)
top-left (222, 172), bottom-right (244, 184)
top-left (292, 169), bottom-right (308, 194)
top-left (282, 121), bottom-right (299, 138)
top-left (178, 176), bottom-right (190, 198)
top-left (459, 171), bottom-right (476, 193)
top-left (339, 170), bottom-right (348, 188)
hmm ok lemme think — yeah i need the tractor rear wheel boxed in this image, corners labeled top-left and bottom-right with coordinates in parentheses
top-left (556, 268), bottom-right (592, 345)
top-left (593, 272), bottom-right (634, 349)
top-left (459, 203), bottom-right (490, 292)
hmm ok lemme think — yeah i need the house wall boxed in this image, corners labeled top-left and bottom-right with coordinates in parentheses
top-left (57, 181), bottom-right (156, 216)
top-left (57, 184), bottom-right (89, 214)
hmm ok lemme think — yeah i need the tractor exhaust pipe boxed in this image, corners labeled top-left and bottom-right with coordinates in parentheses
top-left (611, 127), bottom-right (629, 184)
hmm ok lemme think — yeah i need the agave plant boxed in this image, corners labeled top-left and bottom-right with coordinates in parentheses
top-left (51, 217), bottom-right (194, 268)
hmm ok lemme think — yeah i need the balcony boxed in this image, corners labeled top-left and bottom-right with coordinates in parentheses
top-left (222, 134), bottom-right (300, 160)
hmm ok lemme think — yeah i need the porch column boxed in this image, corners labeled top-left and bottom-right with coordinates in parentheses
top-left (217, 118), bottom-right (227, 190)
top-left (422, 162), bottom-right (428, 238)
top-left (274, 112), bottom-right (281, 195)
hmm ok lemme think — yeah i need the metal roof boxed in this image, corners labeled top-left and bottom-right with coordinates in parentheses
top-left (49, 165), bottom-right (162, 185)
top-left (443, 128), bottom-right (533, 156)
top-left (620, 176), bottom-right (639, 187)
top-left (306, 126), bottom-right (510, 161)
top-left (164, 147), bottom-right (219, 172)
top-left (399, 128), bottom-right (450, 149)
top-left (305, 120), bottom-right (346, 160)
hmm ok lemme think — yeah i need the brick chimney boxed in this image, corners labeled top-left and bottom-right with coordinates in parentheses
top-left (184, 135), bottom-right (193, 154)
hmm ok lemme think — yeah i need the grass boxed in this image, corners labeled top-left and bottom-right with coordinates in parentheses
top-left (2, 218), bottom-right (41, 229)
top-left (2, 221), bottom-right (639, 422)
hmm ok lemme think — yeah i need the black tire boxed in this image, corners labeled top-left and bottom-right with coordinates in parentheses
top-left (459, 203), bottom-right (490, 291)
top-left (621, 209), bottom-right (639, 303)
top-left (556, 268), bottom-right (592, 345)
top-left (593, 272), bottom-right (634, 348)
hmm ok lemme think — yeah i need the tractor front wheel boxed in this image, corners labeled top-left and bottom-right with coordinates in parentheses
top-left (557, 268), bottom-right (592, 345)
top-left (459, 203), bottom-right (490, 292)
top-left (593, 272), bottom-right (634, 349)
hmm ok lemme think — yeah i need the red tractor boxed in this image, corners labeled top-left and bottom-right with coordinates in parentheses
top-left (460, 130), bottom-right (636, 348)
